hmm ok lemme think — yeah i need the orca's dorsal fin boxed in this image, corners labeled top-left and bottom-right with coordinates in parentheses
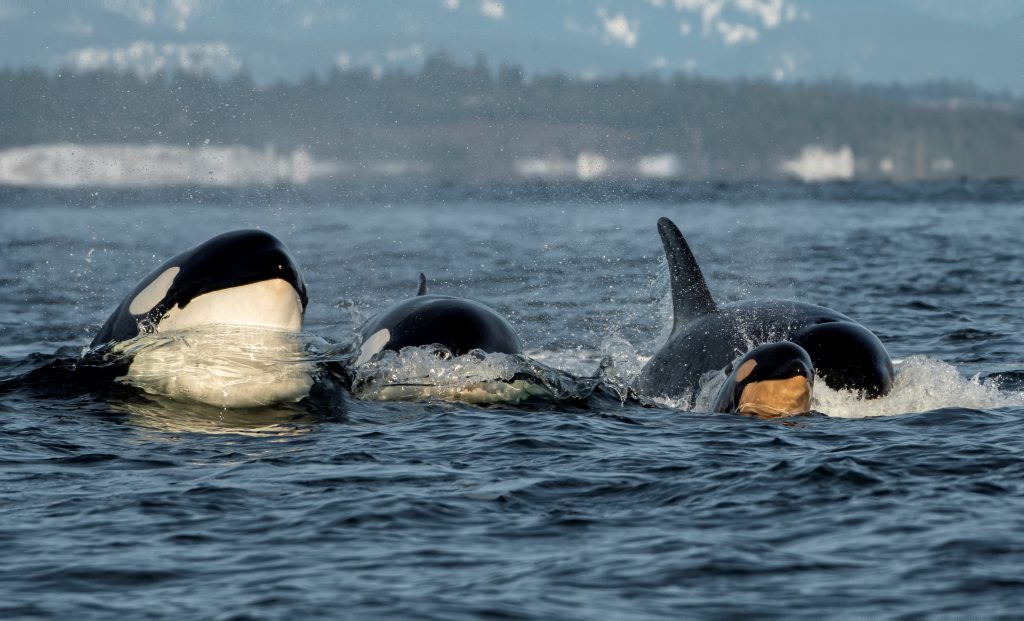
top-left (416, 273), bottom-right (428, 296)
top-left (657, 217), bottom-right (716, 331)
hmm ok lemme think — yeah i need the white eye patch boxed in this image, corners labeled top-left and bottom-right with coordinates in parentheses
top-left (354, 329), bottom-right (391, 366)
top-left (128, 267), bottom-right (180, 315)
top-left (734, 358), bottom-right (757, 383)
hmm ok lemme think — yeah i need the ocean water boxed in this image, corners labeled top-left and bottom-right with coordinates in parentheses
top-left (1, 197), bottom-right (1023, 618)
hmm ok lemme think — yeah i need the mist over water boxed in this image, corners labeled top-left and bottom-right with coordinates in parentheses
top-left (1, 197), bottom-right (1023, 617)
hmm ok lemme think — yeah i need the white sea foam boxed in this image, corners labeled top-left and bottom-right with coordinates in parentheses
top-left (813, 356), bottom-right (1024, 419)
top-left (352, 346), bottom-right (555, 404)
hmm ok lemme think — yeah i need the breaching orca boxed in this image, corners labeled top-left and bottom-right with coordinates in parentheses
top-left (635, 217), bottom-right (893, 414)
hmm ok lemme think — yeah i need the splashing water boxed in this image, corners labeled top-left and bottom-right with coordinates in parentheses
top-left (814, 356), bottom-right (1024, 418)
top-left (350, 345), bottom-right (601, 405)
top-left (108, 325), bottom-right (319, 408)
top-left (681, 355), bottom-right (1024, 418)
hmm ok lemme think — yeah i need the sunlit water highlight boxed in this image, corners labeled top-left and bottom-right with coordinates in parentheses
top-left (1, 198), bottom-right (1023, 618)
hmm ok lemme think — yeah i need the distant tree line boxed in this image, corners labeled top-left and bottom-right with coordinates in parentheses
top-left (1, 52), bottom-right (1022, 181)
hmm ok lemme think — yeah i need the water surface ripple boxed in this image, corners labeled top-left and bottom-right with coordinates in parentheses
top-left (1, 199), bottom-right (1023, 618)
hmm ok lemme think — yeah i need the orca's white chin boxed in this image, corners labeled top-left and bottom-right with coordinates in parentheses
top-left (157, 278), bottom-right (304, 333)
top-left (736, 376), bottom-right (812, 418)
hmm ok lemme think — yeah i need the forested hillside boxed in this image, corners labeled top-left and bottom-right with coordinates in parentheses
top-left (2, 54), bottom-right (1021, 182)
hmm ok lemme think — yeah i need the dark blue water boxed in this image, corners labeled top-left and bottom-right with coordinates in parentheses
top-left (2, 198), bottom-right (1023, 618)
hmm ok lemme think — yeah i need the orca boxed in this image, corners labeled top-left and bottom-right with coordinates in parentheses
top-left (635, 217), bottom-right (894, 412)
top-left (354, 273), bottom-right (523, 365)
top-left (348, 274), bottom-right (538, 403)
top-left (91, 230), bottom-right (312, 408)
top-left (92, 229), bottom-right (307, 346)
top-left (709, 341), bottom-right (815, 418)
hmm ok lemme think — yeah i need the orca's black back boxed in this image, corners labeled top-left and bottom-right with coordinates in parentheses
top-left (635, 300), bottom-right (864, 400)
top-left (359, 295), bottom-right (523, 357)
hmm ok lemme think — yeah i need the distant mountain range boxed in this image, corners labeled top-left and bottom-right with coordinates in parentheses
top-left (0, 0), bottom-right (1021, 92)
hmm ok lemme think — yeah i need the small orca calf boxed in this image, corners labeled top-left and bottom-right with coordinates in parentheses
top-left (92, 230), bottom-right (312, 408)
top-left (710, 341), bottom-right (815, 418)
top-left (635, 217), bottom-right (894, 414)
top-left (354, 273), bottom-right (523, 365)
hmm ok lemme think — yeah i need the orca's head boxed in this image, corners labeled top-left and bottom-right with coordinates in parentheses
top-left (355, 274), bottom-right (522, 365)
top-left (791, 320), bottom-right (894, 398)
top-left (93, 230), bottom-right (307, 346)
top-left (711, 341), bottom-right (814, 418)
top-left (356, 296), bottom-right (523, 365)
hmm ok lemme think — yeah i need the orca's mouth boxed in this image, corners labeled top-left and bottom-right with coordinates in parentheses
top-left (737, 376), bottom-right (812, 418)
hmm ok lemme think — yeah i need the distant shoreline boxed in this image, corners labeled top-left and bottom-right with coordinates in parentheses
top-left (4, 62), bottom-right (1023, 184)
top-left (2, 178), bottom-right (1022, 207)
